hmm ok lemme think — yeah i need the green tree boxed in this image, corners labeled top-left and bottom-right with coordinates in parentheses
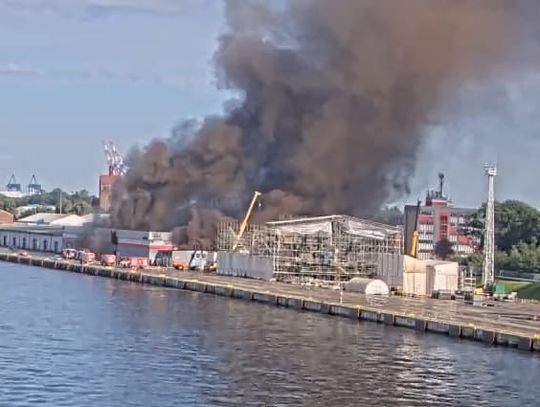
top-left (464, 200), bottom-right (540, 252)
top-left (495, 201), bottom-right (540, 251)
top-left (434, 238), bottom-right (455, 260)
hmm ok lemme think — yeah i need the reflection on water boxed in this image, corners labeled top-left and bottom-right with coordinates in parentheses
top-left (0, 263), bottom-right (539, 407)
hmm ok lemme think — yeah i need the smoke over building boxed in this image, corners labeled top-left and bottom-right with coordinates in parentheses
top-left (110, 0), bottom-right (537, 247)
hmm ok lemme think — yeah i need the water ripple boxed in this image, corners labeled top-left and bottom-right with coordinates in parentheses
top-left (0, 263), bottom-right (539, 406)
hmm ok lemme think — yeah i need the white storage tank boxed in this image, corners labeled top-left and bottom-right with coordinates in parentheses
top-left (402, 255), bottom-right (459, 296)
top-left (344, 278), bottom-right (389, 295)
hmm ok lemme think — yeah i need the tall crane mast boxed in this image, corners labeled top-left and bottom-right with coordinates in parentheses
top-left (483, 164), bottom-right (497, 289)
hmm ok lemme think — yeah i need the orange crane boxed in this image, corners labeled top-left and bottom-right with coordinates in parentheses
top-left (409, 200), bottom-right (422, 258)
top-left (232, 191), bottom-right (262, 251)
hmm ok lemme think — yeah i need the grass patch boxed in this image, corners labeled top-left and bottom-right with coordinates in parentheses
top-left (496, 279), bottom-right (540, 300)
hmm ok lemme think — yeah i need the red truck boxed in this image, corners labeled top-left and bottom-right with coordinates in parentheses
top-left (63, 248), bottom-right (77, 260)
top-left (78, 250), bottom-right (96, 264)
top-left (119, 256), bottom-right (148, 270)
top-left (101, 254), bottom-right (117, 267)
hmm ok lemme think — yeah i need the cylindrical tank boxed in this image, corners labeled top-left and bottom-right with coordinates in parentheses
top-left (344, 278), bottom-right (389, 295)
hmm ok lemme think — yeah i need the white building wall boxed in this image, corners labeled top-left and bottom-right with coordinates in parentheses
top-left (0, 229), bottom-right (64, 253)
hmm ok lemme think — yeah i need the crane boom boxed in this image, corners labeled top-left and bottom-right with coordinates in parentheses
top-left (232, 191), bottom-right (262, 251)
top-left (409, 200), bottom-right (421, 258)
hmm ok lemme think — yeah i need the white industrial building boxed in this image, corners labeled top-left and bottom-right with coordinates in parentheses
top-left (0, 224), bottom-right (64, 253)
top-left (115, 230), bottom-right (176, 263)
top-left (0, 213), bottom-right (105, 254)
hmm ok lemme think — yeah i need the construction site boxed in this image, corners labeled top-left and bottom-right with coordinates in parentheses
top-left (217, 214), bottom-right (403, 287)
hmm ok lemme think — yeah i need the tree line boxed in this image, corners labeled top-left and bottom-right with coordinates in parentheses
top-left (459, 200), bottom-right (540, 273)
top-left (0, 189), bottom-right (98, 218)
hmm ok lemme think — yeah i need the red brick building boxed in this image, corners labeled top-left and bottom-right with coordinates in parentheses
top-left (99, 174), bottom-right (119, 212)
top-left (404, 175), bottom-right (477, 260)
top-left (0, 209), bottom-right (14, 224)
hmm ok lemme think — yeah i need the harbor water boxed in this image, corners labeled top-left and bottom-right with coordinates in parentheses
top-left (1, 263), bottom-right (539, 407)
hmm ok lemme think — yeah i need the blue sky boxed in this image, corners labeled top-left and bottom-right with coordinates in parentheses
top-left (0, 0), bottom-right (230, 194)
top-left (1, 0), bottom-right (540, 208)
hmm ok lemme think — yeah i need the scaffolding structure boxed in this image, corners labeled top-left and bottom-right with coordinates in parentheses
top-left (217, 215), bottom-right (403, 282)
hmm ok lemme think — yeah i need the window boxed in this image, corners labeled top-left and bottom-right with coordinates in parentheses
top-left (33, 239), bottom-right (37, 250)
top-left (12, 237), bottom-right (16, 247)
top-left (22, 237), bottom-right (27, 248)
top-left (54, 241), bottom-right (59, 253)
top-left (43, 240), bottom-right (48, 251)
top-left (2, 236), bottom-right (6, 246)
top-left (439, 215), bottom-right (448, 239)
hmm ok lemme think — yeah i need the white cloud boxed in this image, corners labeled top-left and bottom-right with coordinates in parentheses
top-left (0, 62), bottom-right (42, 77)
top-left (0, 0), bottom-right (214, 15)
top-left (0, 61), bottom-right (210, 90)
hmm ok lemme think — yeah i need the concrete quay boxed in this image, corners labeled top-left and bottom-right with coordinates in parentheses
top-left (2, 251), bottom-right (540, 353)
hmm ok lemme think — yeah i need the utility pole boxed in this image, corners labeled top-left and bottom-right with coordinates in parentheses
top-left (483, 164), bottom-right (497, 289)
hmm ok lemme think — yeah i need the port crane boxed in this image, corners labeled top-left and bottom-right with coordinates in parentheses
top-left (103, 141), bottom-right (126, 176)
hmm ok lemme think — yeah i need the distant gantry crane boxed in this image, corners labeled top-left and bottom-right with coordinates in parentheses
top-left (27, 175), bottom-right (43, 195)
top-left (6, 174), bottom-right (21, 192)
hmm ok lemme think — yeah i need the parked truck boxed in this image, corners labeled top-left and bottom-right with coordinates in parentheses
top-left (62, 248), bottom-right (77, 260)
top-left (119, 256), bottom-right (148, 270)
top-left (77, 250), bottom-right (96, 264)
top-left (101, 254), bottom-right (117, 267)
top-left (171, 250), bottom-right (217, 272)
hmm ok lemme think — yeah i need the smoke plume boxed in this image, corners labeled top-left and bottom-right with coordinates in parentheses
top-left (111, 0), bottom-right (536, 246)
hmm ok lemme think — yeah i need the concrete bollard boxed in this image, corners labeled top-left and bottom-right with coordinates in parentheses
top-left (517, 337), bottom-right (532, 351)
top-left (448, 324), bottom-right (462, 338)
top-left (287, 297), bottom-right (304, 310)
top-left (383, 313), bottom-right (395, 326)
top-left (415, 319), bottom-right (427, 332)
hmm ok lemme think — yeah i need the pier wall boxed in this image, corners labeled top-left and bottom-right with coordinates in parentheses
top-left (0, 252), bottom-right (537, 353)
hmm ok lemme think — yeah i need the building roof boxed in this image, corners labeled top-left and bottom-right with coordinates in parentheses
top-left (15, 204), bottom-right (56, 216)
top-left (266, 214), bottom-right (402, 238)
top-left (17, 213), bottom-right (86, 226)
top-left (0, 223), bottom-right (65, 236)
top-left (82, 213), bottom-right (110, 225)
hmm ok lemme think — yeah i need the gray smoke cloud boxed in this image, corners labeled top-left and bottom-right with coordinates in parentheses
top-left (111, 0), bottom-right (538, 247)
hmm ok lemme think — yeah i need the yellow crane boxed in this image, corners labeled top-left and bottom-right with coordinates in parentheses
top-left (409, 200), bottom-right (421, 258)
top-left (232, 191), bottom-right (262, 251)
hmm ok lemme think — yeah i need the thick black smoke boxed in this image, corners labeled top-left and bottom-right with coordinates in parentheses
top-left (111, 0), bottom-right (537, 247)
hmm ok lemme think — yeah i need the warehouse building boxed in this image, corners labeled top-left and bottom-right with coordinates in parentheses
top-left (0, 224), bottom-right (64, 253)
top-left (115, 230), bottom-right (176, 263)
